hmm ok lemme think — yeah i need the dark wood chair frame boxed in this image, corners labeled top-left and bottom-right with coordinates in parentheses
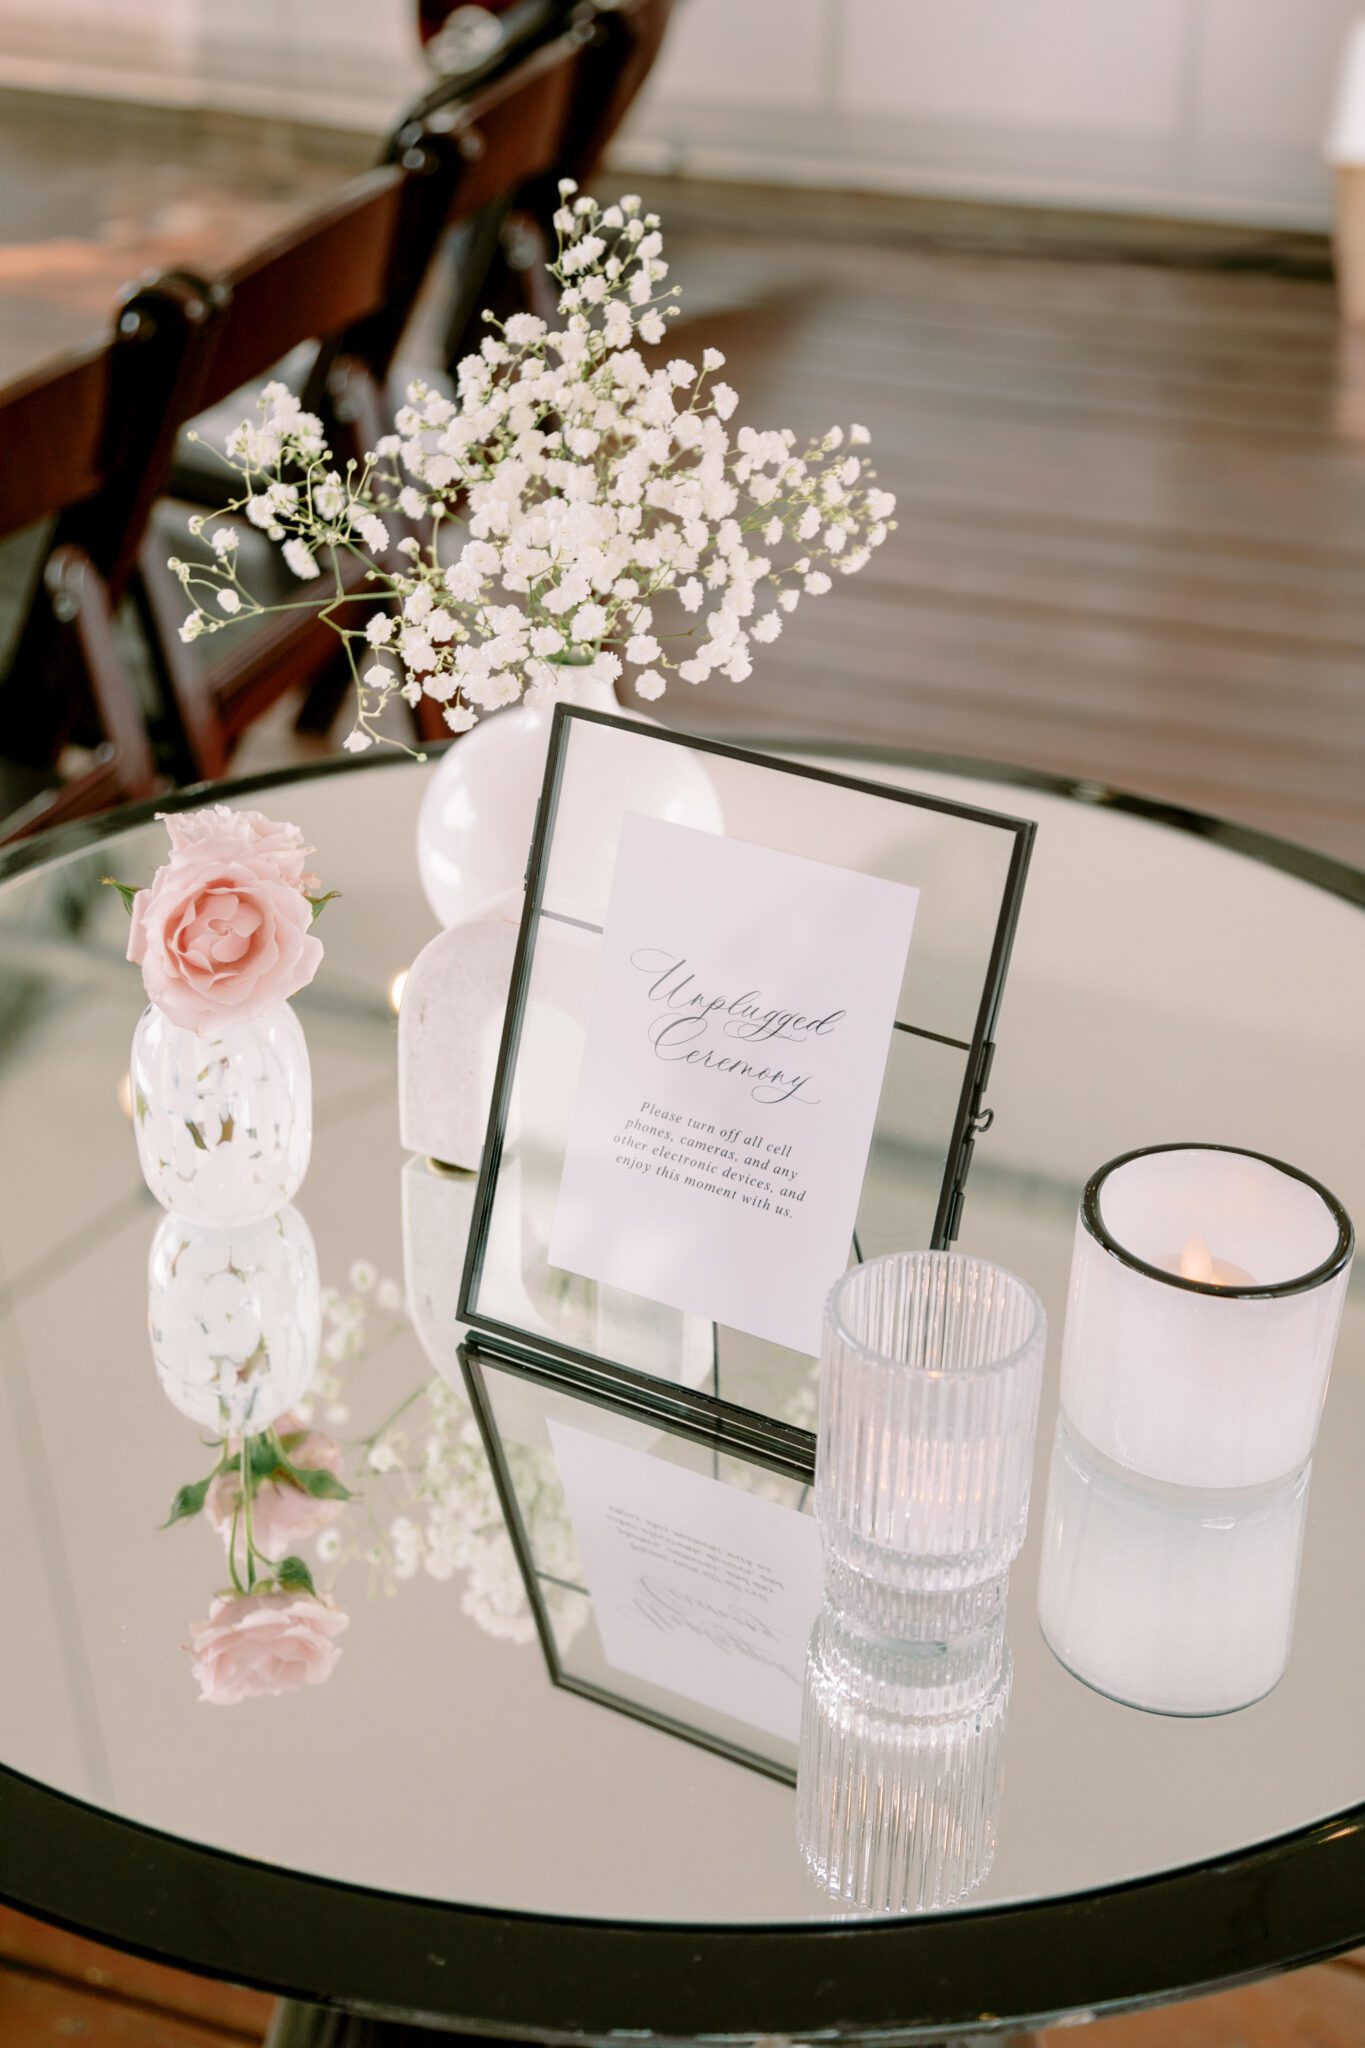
top-left (402, 0), bottom-right (678, 373)
top-left (0, 272), bottom-right (216, 842)
top-left (142, 25), bottom-right (594, 775)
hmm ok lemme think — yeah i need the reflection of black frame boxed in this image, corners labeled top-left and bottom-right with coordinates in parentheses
top-left (459, 1337), bottom-right (815, 1785)
top-left (458, 705), bottom-right (1036, 1436)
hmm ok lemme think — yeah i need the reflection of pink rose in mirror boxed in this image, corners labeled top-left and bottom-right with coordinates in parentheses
top-left (185, 1590), bottom-right (348, 1705)
top-left (206, 1422), bottom-right (345, 1558)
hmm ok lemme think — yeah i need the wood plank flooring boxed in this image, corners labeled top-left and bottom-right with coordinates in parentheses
top-left (0, 91), bottom-right (1363, 2048)
top-left (646, 197), bottom-right (1365, 864)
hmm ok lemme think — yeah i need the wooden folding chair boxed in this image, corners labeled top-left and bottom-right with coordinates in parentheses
top-left (144, 26), bottom-right (593, 773)
top-left (410, 0), bottom-right (677, 371)
top-left (139, 160), bottom-right (458, 782)
top-left (0, 272), bottom-right (213, 844)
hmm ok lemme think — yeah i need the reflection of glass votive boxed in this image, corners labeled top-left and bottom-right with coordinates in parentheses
top-left (797, 1601), bottom-right (1010, 1911)
top-left (1062, 1145), bottom-right (1353, 1488)
top-left (147, 1206), bottom-right (320, 1432)
top-left (1037, 1417), bottom-right (1311, 1716)
top-left (816, 1252), bottom-right (1046, 1636)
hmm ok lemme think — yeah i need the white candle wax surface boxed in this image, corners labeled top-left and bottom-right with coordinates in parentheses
top-left (1061, 1146), bottom-right (1352, 1489)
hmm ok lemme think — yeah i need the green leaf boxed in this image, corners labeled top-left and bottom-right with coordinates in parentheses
top-left (284, 1464), bottom-right (353, 1502)
top-left (305, 890), bottom-right (341, 924)
top-left (102, 877), bottom-right (140, 915)
top-left (247, 1435), bottom-right (284, 1483)
top-left (276, 1554), bottom-right (316, 1596)
top-left (161, 1475), bottom-right (212, 1528)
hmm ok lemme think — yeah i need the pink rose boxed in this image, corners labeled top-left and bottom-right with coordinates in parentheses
top-left (161, 806), bottom-right (317, 889)
top-left (185, 1589), bottom-right (348, 1705)
top-left (128, 817), bottom-right (324, 1032)
top-left (206, 1424), bottom-right (346, 1557)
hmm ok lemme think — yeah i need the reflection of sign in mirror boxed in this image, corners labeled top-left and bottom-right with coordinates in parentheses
top-left (549, 1420), bottom-right (824, 1745)
top-left (549, 815), bottom-right (919, 1355)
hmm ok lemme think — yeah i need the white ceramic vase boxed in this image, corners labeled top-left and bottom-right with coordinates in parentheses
top-left (147, 1204), bottom-right (321, 1433)
top-left (415, 676), bottom-right (724, 928)
top-left (130, 1001), bottom-right (311, 1226)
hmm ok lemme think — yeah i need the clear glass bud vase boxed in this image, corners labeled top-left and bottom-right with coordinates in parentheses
top-left (130, 1001), bottom-right (311, 1226)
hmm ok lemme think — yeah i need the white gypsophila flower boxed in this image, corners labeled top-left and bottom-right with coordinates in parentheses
top-left (635, 668), bottom-right (665, 699)
top-left (210, 528), bottom-right (238, 556)
top-left (354, 513), bottom-right (390, 553)
top-left (217, 590), bottom-right (241, 615)
top-left (342, 730), bottom-right (372, 751)
top-left (570, 601), bottom-right (607, 641)
top-left (171, 187), bottom-right (895, 744)
top-left (283, 539), bottom-right (319, 580)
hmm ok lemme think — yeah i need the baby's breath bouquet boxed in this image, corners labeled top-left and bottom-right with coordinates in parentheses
top-left (173, 183), bottom-right (896, 752)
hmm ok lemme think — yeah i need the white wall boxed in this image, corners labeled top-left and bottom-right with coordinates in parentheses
top-left (619, 0), bottom-right (1364, 227)
top-left (0, 0), bottom-right (1357, 227)
top-left (0, 0), bottom-right (422, 126)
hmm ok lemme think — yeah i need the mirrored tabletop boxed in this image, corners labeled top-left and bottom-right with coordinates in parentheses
top-left (0, 744), bottom-right (1361, 2042)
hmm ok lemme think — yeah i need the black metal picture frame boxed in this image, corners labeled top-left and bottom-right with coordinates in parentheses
top-left (457, 705), bottom-right (1036, 1442)
top-left (460, 1338), bottom-right (816, 1785)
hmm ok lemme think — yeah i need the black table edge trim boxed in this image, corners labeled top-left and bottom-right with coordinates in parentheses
top-left (1, 1758), bottom-right (1363, 2040)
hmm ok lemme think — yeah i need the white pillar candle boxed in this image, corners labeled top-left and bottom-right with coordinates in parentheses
top-left (1037, 1418), bottom-right (1310, 1716)
top-left (1060, 1145), bottom-right (1353, 1489)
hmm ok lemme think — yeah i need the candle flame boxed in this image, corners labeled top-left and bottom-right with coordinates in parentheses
top-left (1179, 1234), bottom-right (1214, 1283)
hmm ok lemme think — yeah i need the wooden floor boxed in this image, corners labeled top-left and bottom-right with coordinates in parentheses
top-left (653, 183), bottom-right (1365, 868)
top-left (2, 88), bottom-right (1365, 2048)
top-left (3, 1897), bottom-right (1365, 2047)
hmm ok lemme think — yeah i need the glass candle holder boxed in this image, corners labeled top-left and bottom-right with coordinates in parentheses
top-left (1061, 1145), bottom-right (1353, 1489)
top-left (1037, 1417), bottom-right (1310, 1716)
top-left (796, 1600), bottom-right (1010, 1912)
top-left (815, 1251), bottom-right (1046, 1637)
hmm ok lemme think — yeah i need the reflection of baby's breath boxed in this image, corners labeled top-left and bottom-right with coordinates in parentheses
top-left (310, 1265), bottom-right (582, 1650)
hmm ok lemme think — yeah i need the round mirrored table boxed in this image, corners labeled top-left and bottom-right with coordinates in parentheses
top-left (0, 743), bottom-right (1361, 2046)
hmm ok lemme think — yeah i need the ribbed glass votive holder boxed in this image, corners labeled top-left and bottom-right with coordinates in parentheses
top-left (816, 1251), bottom-right (1046, 1636)
top-left (797, 1601), bottom-right (1011, 1912)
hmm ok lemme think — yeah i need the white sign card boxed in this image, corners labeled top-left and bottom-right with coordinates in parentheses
top-left (547, 1420), bottom-right (824, 1744)
top-left (548, 814), bottom-right (920, 1355)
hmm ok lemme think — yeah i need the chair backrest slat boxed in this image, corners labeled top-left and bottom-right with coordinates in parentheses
top-left (439, 31), bottom-right (588, 223)
top-left (0, 345), bottom-right (109, 539)
top-left (195, 166), bottom-right (410, 414)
